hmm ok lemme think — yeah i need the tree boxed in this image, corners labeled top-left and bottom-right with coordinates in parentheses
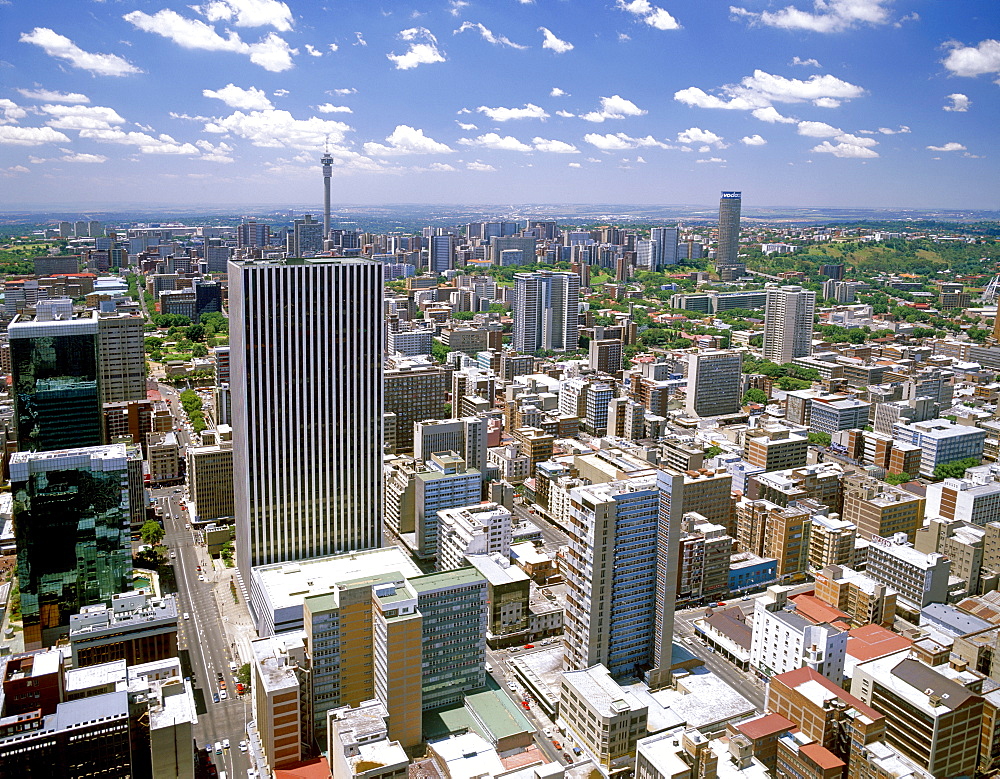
top-left (191, 343), bottom-right (208, 358)
top-left (742, 388), bottom-right (769, 405)
top-left (184, 323), bottom-right (206, 342)
top-left (807, 431), bottom-right (832, 447)
top-left (140, 519), bottom-right (165, 547)
top-left (884, 472), bottom-right (911, 485)
top-left (704, 445), bottom-right (723, 459)
top-left (431, 341), bottom-right (452, 363)
top-left (237, 663), bottom-right (251, 688)
top-left (933, 457), bottom-right (980, 481)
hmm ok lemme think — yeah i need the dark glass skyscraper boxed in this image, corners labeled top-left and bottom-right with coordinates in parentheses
top-left (716, 191), bottom-right (742, 267)
top-left (9, 311), bottom-right (104, 452)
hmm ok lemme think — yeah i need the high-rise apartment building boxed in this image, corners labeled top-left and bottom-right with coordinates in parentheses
top-left (763, 285), bottom-right (816, 365)
top-left (287, 214), bottom-right (324, 256)
top-left (716, 191), bottom-right (742, 267)
top-left (96, 311), bottom-right (146, 404)
top-left (237, 220), bottom-right (271, 248)
top-left (384, 363), bottom-right (448, 452)
top-left (11, 444), bottom-right (138, 649)
top-left (229, 258), bottom-right (383, 590)
top-left (9, 304), bottom-right (104, 452)
top-left (685, 350), bottom-right (743, 417)
top-left (428, 234), bottom-right (455, 274)
top-left (512, 271), bottom-right (579, 354)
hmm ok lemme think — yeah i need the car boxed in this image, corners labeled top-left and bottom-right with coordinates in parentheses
top-left (247, 771), bottom-right (257, 779)
top-left (521, 701), bottom-right (530, 710)
top-left (507, 682), bottom-right (517, 691)
top-left (573, 747), bottom-right (582, 756)
top-left (239, 741), bottom-right (248, 753)
top-left (524, 644), bottom-right (534, 649)
top-left (543, 728), bottom-right (552, 738)
top-left (183, 612), bottom-right (190, 620)
top-left (220, 691), bottom-right (227, 700)
top-left (213, 693), bottom-right (219, 703)
top-left (196, 565), bottom-right (202, 572)
top-left (215, 741), bottom-right (223, 754)
top-left (562, 753), bottom-right (572, 762)
top-left (222, 738), bottom-right (230, 749)
top-left (205, 743), bottom-right (213, 753)
top-left (185, 523), bottom-right (190, 530)
top-left (170, 552), bottom-right (176, 559)
top-left (236, 683), bottom-right (245, 694)
top-left (198, 574), bottom-right (206, 582)
top-left (219, 680), bottom-right (226, 689)
top-left (230, 662), bottom-right (238, 672)
top-left (484, 663), bottom-right (492, 672)
top-left (553, 741), bottom-right (562, 750)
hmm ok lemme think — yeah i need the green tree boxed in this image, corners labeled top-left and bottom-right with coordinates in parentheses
top-left (184, 323), bottom-right (206, 342)
top-left (237, 663), bottom-right (251, 688)
top-left (933, 457), bottom-right (980, 481)
top-left (807, 431), bottom-right (832, 447)
top-left (431, 341), bottom-right (452, 363)
top-left (884, 472), bottom-right (911, 485)
top-left (704, 445), bottom-right (723, 459)
top-left (742, 388), bottom-right (769, 405)
top-left (191, 343), bottom-right (208, 358)
top-left (140, 519), bottom-right (165, 547)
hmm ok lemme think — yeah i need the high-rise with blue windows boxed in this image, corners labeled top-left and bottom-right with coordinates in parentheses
top-left (717, 191), bottom-right (742, 268)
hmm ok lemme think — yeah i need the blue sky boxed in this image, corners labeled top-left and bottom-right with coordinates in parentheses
top-left (1, 0), bottom-right (997, 210)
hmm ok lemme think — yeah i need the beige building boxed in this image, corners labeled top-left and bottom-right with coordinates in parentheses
top-left (251, 632), bottom-right (308, 770)
top-left (915, 517), bottom-right (988, 597)
top-left (842, 475), bottom-right (925, 542)
top-left (735, 499), bottom-right (811, 579)
top-left (186, 441), bottom-right (234, 523)
top-left (147, 431), bottom-right (180, 483)
top-left (96, 311), bottom-right (146, 405)
top-left (813, 565), bottom-right (897, 629)
top-left (560, 664), bottom-right (648, 768)
top-left (328, 700), bottom-right (409, 779)
top-left (808, 514), bottom-right (856, 573)
top-left (744, 425), bottom-right (809, 472)
top-left (384, 362), bottom-right (448, 452)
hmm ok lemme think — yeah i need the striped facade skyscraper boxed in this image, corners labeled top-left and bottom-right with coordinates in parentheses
top-left (716, 191), bottom-right (742, 267)
top-left (512, 271), bottom-right (579, 354)
top-left (763, 284), bottom-right (816, 365)
top-left (229, 258), bottom-right (384, 601)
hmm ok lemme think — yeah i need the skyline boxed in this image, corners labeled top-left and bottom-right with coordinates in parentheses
top-left (0, 1), bottom-right (997, 210)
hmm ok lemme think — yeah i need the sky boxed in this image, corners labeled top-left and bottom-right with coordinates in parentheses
top-left (0, 0), bottom-right (998, 210)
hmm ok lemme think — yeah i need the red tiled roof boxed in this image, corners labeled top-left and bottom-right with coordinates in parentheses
top-left (771, 667), bottom-right (882, 721)
top-left (847, 624), bottom-right (913, 662)
top-left (789, 593), bottom-right (850, 625)
top-left (800, 742), bottom-right (846, 770)
top-left (274, 757), bottom-right (332, 779)
top-left (737, 713), bottom-right (795, 740)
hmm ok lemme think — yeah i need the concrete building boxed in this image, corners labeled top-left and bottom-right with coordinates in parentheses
top-left (808, 514), bottom-right (856, 572)
top-left (864, 539), bottom-right (950, 611)
top-left (735, 499), bottom-right (811, 579)
top-left (763, 286), bottom-right (816, 365)
top-left (384, 362), bottom-right (448, 452)
top-left (892, 418), bottom-right (987, 478)
top-left (69, 591), bottom-right (178, 668)
top-left (146, 430), bottom-right (181, 483)
top-left (96, 311), bottom-right (146, 404)
top-left (842, 476), bottom-right (925, 542)
top-left (716, 192), bottom-right (742, 268)
top-left (925, 474), bottom-right (1000, 525)
top-left (744, 425), bottom-right (809, 472)
top-left (327, 700), bottom-right (409, 779)
top-left (186, 440), bottom-right (234, 523)
top-left (387, 328), bottom-right (433, 357)
top-left (589, 338), bottom-right (623, 374)
top-left (512, 271), bottom-right (580, 354)
top-left (437, 503), bottom-right (512, 571)
top-left (685, 350), bottom-right (743, 418)
top-left (251, 632), bottom-right (308, 770)
top-left (915, 518), bottom-right (987, 597)
top-left (808, 398), bottom-right (871, 436)
top-left (229, 258), bottom-right (383, 588)
top-left (813, 565), bottom-right (896, 629)
top-left (748, 463), bottom-right (843, 514)
top-left (560, 664), bottom-right (648, 768)
top-left (414, 452), bottom-right (482, 561)
top-left (677, 514), bottom-right (733, 603)
top-left (413, 417), bottom-right (488, 473)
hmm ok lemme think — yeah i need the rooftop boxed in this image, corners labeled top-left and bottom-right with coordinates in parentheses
top-left (561, 664), bottom-right (646, 718)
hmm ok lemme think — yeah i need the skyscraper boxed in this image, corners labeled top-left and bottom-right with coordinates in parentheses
top-left (685, 350), bottom-right (743, 417)
top-left (716, 191), bottom-right (742, 267)
top-left (322, 149), bottom-right (333, 242)
top-left (512, 271), bottom-right (580, 354)
top-left (96, 311), bottom-right (146, 405)
top-left (428, 234), bottom-right (455, 274)
top-left (286, 215), bottom-right (323, 257)
top-left (649, 226), bottom-right (680, 268)
top-left (229, 258), bottom-right (383, 593)
top-left (763, 285), bottom-right (816, 365)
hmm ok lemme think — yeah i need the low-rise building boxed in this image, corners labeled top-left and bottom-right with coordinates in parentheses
top-left (864, 539), bottom-right (950, 612)
top-left (560, 664), bottom-right (648, 768)
top-left (813, 565), bottom-right (897, 629)
top-left (69, 591), bottom-right (178, 668)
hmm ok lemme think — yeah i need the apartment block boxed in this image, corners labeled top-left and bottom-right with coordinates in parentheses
top-left (748, 463), bottom-right (844, 513)
top-left (685, 350), bottom-right (743, 418)
top-left (560, 664), bottom-right (648, 768)
top-left (413, 452), bottom-right (482, 560)
top-left (186, 440), bottom-right (234, 523)
top-left (813, 565), bottom-right (897, 629)
top-left (146, 431), bottom-right (181, 483)
top-left (864, 540), bottom-right (950, 611)
top-left (925, 473), bottom-right (1000, 525)
top-left (892, 418), bottom-right (987, 478)
top-left (735, 499), bottom-right (811, 579)
top-left (251, 633), bottom-right (308, 770)
top-left (808, 514), bottom-right (856, 572)
top-left (677, 513), bottom-right (733, 603)
top-left (842, 475), bottom-right (925, 542)
top-left (384, 363), bottom-right (448, 452)
top-left (915, 517), bottom-right (987, 597)
top-left (436, 502), bottom-right (513, 571)
top-left (744, 425), bottom-right (809, 472)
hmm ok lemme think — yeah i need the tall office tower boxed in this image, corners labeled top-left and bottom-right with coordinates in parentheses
top-left (9, 303), bottom-right (104, 452)
top-left (636, 240), bottom-right (657, 272)
top-left (413, 416), bottom-right (487, 472)
top-left (428, 234), bottom-right (455, 274)
top-left (650, 227), bottom-right (679, 267)
top-left (763, 285), bottom-right (816, 365)
top-left (237, 220), bottom-right (271, 249)
top-left (287, 215), bottom-right (324, 256)
top-left (512, 271), bottom-right (580, 354)
top-left (229, 258), bottom-right (383, 588)
top-left (685, 350), bottom-right (743, 417)
top-left (563, 476), bottom-right (660, 679)
top-left (11, 444), bottom-right (137, 649)
top-left (384, 363), bottom-right (448, 452)
top-left (589, 338), bottom-right (623, 374)
top-left (321, 149), bottom-right (333, 241)
top-left (716, 191), bottom-right (742, 267)
top-left (96, 311), bottom-right (146, 404)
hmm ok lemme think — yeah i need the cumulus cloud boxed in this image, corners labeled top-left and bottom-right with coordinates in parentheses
top-left (555, 110), bottom-right (575, 118)
top-left (538, 27), bottom-right (573, 53)
top-left (790, 56), bottom-right (821, 67)
top-left (387, 27), bottom-right (446, 69)
top-left (568, 162), bottom-right (582, 167)
top-left (203, 84), bottom-right (274, 110)
top-left (194, 0), bottom-right (294, 31)
top-left (466, 161), bottom-right (496, 171)
top-left (364, 125), bottom-right (453, 155)
top-left (581, 95), bottom-right (647, 122)
top-left (730, 0), bottom-right (892, 33)
top-left (812, 140), bottom-right (879, 158)
top-left (428, 162), bottom-right (457, 171)
top-left (877, 125), bottom-right (910, 134)
top-left (741, 134), bottom-right (766, 145)
top-left (78, 128), bottom-right (201, 154)
top-left (616, 0), bottom-right (681, 30)
top-left (274, 89), bottom-right (290, 97)
top-left (477, 103), bottom-right (549, 121)
top-left (675, 70), bottom-right (864, 112)
top-left (203, 109), bottom-right (351, 150)
top-left (196, 139), bottom-right (235, 162)
top-left (926, 142), bottom-right (967, 152)
top-left (696, 157), bottom-right (726, 163)
top-left (941, 39), bottom-right (1000, 79)
top-left (454, 22), bottom-right (527, 49)
top-left (448, 1), bottom-right (469, 16)
top-left (0, 126), bottom-right (71, 146)
top-left (752, 107), bottom-right (796, 123)
top-left (583, 132), bottom-right (671, 150)
top-left (457, 122), bottom-right (477, 130)
top-left (123, 10), bottom-right (296, 71)
top-left (20, 27), bottom-right (142, 76)
top-left (677, 127), bottom-right (726, 147)
top-left (459, 133), bottom-right (533, 151)
top-left (0, 100), bottom-right (28, 125)
top-left (329, 88), bottom-right (356, 96)
top-left (354, 32), bottom-right (367, 46)
top-left (532, 137), bottom-right (579, 153)
top-left (943, 93), bottom-right (971, 112)
top-left (39, 104), bottom-right (126, 131)
top-left (305, 44), bottom-right (323, 57)
top-left (550, 87), bottom-right (567, 97)
top-left (61, 152), bottom-right (108, 163)
top-left (813, 97), bottom-right (840, 108)
top-left (17, 88), bottom-right (90, 104)
top-left (797, 120), bottom-right (842, 137)
top-left (317, 103), bottom-right (352, 113)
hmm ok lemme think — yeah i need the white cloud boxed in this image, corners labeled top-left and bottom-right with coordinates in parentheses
top-left (428, 162), bottom-right (456, 171)
top-left (581, 95), bottom-right (647, 122)
top-left (123, 10), bottom-right (296, 72)
top-left (797, 120), bottom-right (842, 137)
top-left (538, 27), bottom-right (573, 53)
top-left (550, 87), bottom-right (567, 97)
top-left (448, 1), bottom-right (469, 16)
top-left (696, 157), bottom-right (726, 163)
top-left (555, 110), bottom-right (575, 118)
top-left (752, 106), bottom-right (796, 123)
top-left (457, 122), bottom-right (477, 130)
top-left (532, 137), bottom-right (579, 153)
top-left (78, 128), bottom-right (201, 154)
top-left (328, 43), bottom-right (339, 52)
top-left (741, 134), bottom-right (766, 145)
top-left (730, 0), bottom-right (892, 33)
top-left (203, 109), bottom-right (351, 150)
top-left (926, 142), bottom-right (967, 152)
top-left (877, 125), bottom-right (910, 134)
top-left (1, 165), bottom-right (31, 177)
top-left (942, 39), bottom-right (1000, 79)
top-left (466, 161), bottom-right (496, 171)
top-left (61, 152), bottom-right (107, 163)
top-left (812, 140), bottom-right (879, 158)
top-left (305, 44), bottom-right (323, 57)
top-left (0, 126), bottom-right (71, 146)
top-left (329, 88), bottom-right (357, 96)
top-left (203, 84), bottom-right (274, 110)
top-left (677, 127), bottom-right (726, 148)
top-left (675, 70), bottom-right (863, 116)
top-left (459, 133), bottom-right (533, 151)
top-left (196, 139), bottom-right (235, 162)
top-left (583, 132), bottom-right (670, 150)
top-left (568, 162), bottom-right (582, 167)
top-left (354, 32), bottom-right (367, 46)
top-left (943, 93), bottom-right (971, 112)
top-left (387, 27), bottom-right (446, 69)
top-left (454, 22), bottom-right (527, 49)
top-left (790, 56), bottom-right (821, 67)
top-left (0, 100), bottom-right (27, 125)
top-left (20, 27), bottom-right (142, 76)
top-left (813, 97), bottom-right (840, 108)
top-left (16, 88), bottom-right (90, 104)
top-left (364, 125), bottom-right (453, 155)
top-left (616, 0), bottom-right (681, 30)
top-left (835, 133), bottom-right (877, 147)
top-left (195, 0), bottom-right (293, 31)
top-left (273, 89), bottom-right (290, 97)
top-left (477, 103), bottom-right (549, 121)
top-left (39, 104), bottom-right (126, 131)
top-left (317, 103), bottom-right (352, 114)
